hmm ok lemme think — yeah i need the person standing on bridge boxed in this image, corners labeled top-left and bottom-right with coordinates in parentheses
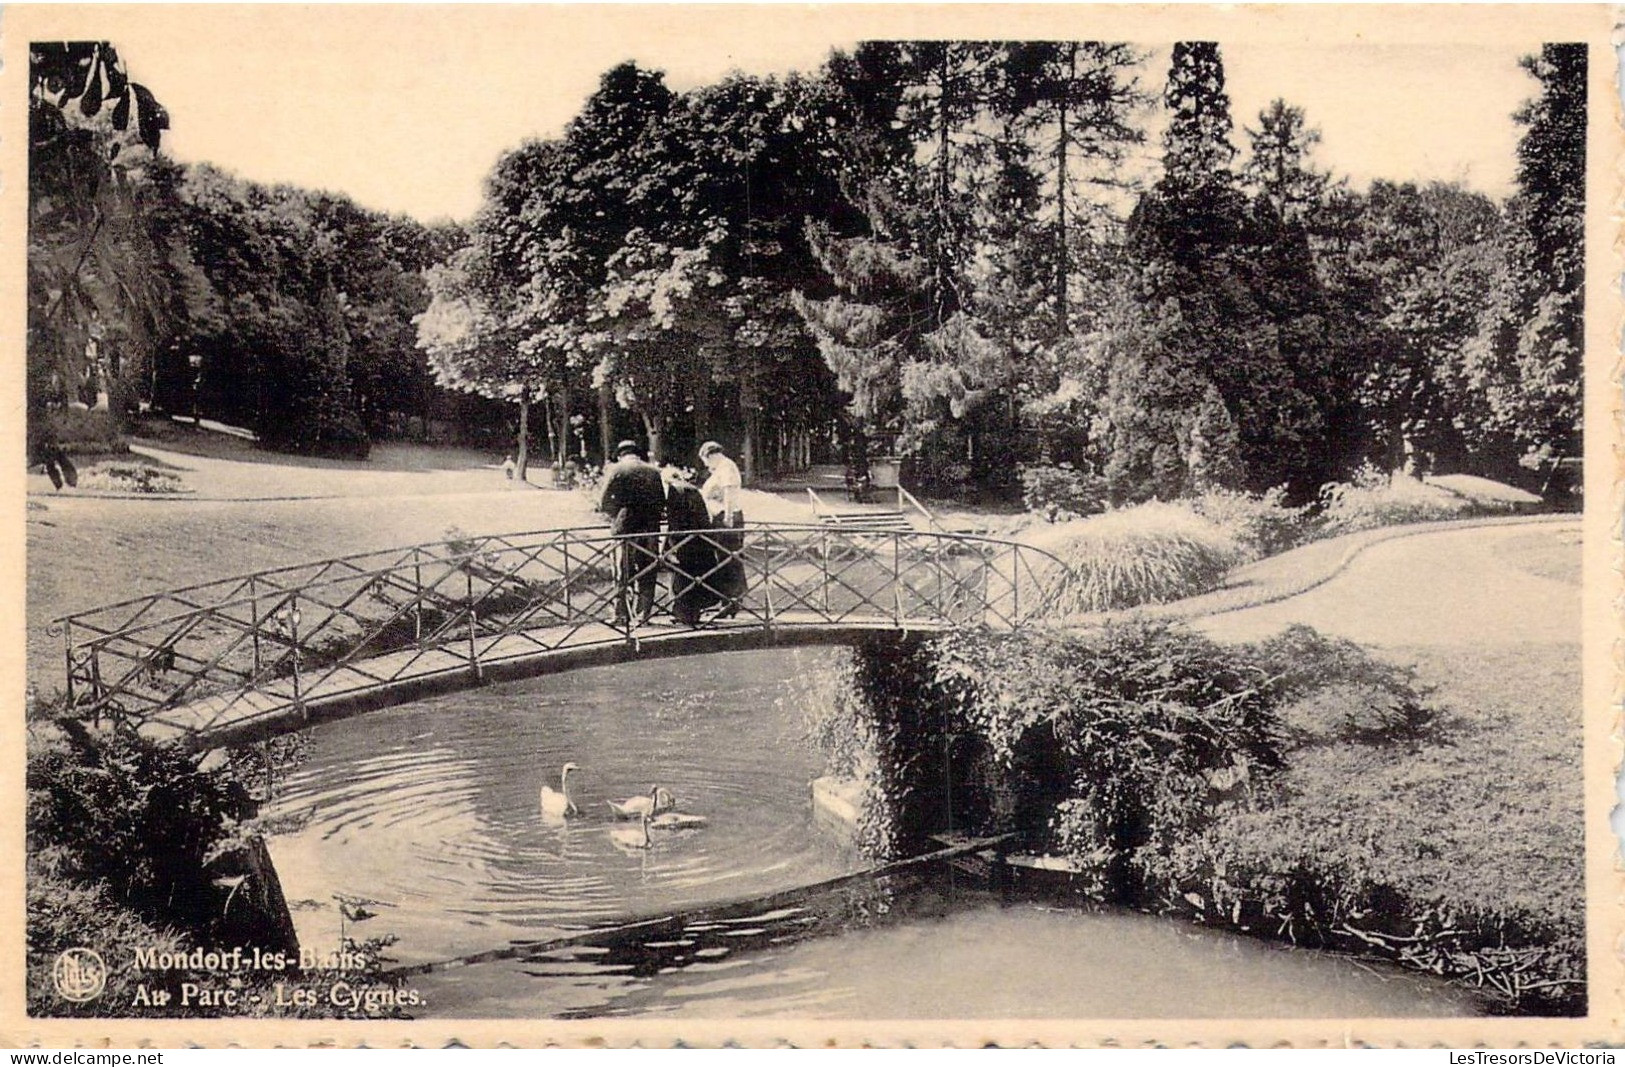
top-left (662, 465), bottom-right (721, 626)
top-left (599, 440), bottom-right (666, 626)
top-left (699, 441), bottom-right (746, 620)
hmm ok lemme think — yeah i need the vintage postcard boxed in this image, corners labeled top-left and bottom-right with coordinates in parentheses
top-left (3, 2), bottom-right (1619, 1049)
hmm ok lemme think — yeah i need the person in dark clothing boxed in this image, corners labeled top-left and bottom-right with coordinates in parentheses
top-left (28, 421), bottom-right (77, 490)
top-left (661, 467), bottom-right (721, 626)
top-left (598, 440), bottom-right (666, 625)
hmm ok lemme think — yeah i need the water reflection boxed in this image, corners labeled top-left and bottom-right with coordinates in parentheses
top-left (266, 648), bottom-right (859, 964)
top-left (266, 646), bottom-right (1484, 1020)
top-left (410, 870), bottom-right (1484, 1020)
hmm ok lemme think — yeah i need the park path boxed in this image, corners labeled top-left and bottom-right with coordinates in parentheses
top-left (1194, 521), bottom-right (1581, 648)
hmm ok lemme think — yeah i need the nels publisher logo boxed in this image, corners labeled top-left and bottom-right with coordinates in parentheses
top-left (52, 948), bottom-right (107, 1003)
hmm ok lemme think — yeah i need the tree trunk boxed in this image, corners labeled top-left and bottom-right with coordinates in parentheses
top-left (739, 372), bottom-right (760, 485)
top-left (597, 374), bottom-right (614, 466)
top-left (691, 378), bottom-right (712, 447)
top-left (1056, 43), bottom-right (1073, 334)
top-left (641, 410), bottom-right (665, 466)
top-left (935, 45), bottom-right (953, 327)
top-left (556, 382), bottom-right (573, 466)
top-left (541, 389), bottom-right (558, 463)
top-left (515, 388), bottom-right (530, 483)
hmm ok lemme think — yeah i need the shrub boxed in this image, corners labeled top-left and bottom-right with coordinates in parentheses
top-left (77, 462), bottom-right (186, 494)
top-left (1015, 501), bottom-right (1247, 614)
top-left (574, 463), bottom-right (606, 509)
top-left (1188, 486), bottom-right (1308, 561)
top-left (799, 625), bottom-right (1290, 871)
top-left (1252, 625), bottom-right (1440, 746)
top-left (1141, 801), bottom-right (1584, 1015)
top-left (258, 400), bottom-right (371, 460)
top-left (1019, 463), bottom-right (1108, 521)
top-left (803, 620), bottom-right (1582, 1015)
top-left (1316, 465), bottom-right (1499, 536)
top-left (27, 850), bottom-right (190, 1018)
top-left (27, 726), bottom-right (258, 941)
top-left (932, 623), bottom-right (1287, 889)
top-left (37, 406), bottom-right (125, 455)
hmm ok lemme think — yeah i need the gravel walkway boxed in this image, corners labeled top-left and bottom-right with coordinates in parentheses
top-left (1193, 518), bottom-right (1581, 647)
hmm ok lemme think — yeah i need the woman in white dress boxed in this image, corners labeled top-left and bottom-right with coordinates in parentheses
top-left (699, 441), bottom-right (746, 619)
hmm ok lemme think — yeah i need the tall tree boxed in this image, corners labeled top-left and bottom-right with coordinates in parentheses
top-left (1465, 43), bottom-right (1586, 477)
top-left (1242, 99), bottom-right (1331, 222)
top-left (415, 240), bottom-right (565, 479)
top-left (795, 42), bottom-right (1006, 452)
top-left (175, 169), bottom-right (371, 457)
top-left (796, 41), bottom-right (1146, 489)
top-left (1322, 181), bottom-right (1503, 474)
top-left (975, 43), bottom-right (1146, 469)
top-left (1100, 42), bottom-right (1334, 501)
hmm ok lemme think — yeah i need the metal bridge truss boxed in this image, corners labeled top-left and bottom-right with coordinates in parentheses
top-left (51, 524), bottom-right (1069, 748)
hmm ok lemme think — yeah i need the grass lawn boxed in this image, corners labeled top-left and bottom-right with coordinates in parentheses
top-left (1190, 526), bottom-right (1584, 1013)
top-left (26, 468), bottom-right (602, 695)
top-left (1263, 639), bottom-right (1583, 915)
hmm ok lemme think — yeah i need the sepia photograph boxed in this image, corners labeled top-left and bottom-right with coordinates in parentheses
top-left (8, 3), bottom-right (1616, 1047)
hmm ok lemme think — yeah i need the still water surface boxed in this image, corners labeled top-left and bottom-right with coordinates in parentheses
top-left (266, 648), bottom-right (1480, 1019)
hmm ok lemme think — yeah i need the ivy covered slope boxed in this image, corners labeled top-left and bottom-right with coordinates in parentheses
top-left (810, 621), bottom-right (1581, 1015)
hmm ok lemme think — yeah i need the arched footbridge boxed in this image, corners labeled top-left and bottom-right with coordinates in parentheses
top-left (52, 524), bottom-right (1071, 751)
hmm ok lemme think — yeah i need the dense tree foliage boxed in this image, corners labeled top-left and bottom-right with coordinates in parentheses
top-left (29, 43), bottom-right (175, 446)
top-left (29, 42), bottom-right (468, 460)
top-left (1464, 43), bottom-right (1587, 473)
top-left (33, 38), bottom-right (1588, 498)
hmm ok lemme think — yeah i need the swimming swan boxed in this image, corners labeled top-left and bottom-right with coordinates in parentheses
top-left (606, 786), bottom-right (675, 820)
top-left (540, 762), bottom-right (580, 820)
top-left (608, 811), bottom-right (653, 850)
top-left (648, 811), bottom-right (709, 831)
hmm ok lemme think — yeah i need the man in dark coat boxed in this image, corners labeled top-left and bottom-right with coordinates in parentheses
top-left (598, 440), bottom-right (666, 625)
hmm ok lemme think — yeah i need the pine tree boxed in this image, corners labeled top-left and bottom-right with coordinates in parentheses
top-left (1242, 99), bottom-right (1331, 223)
top-left (1160, 42), bottom-right (1235, 195)
top-left (1099, 42), bottom-right (1335, 501)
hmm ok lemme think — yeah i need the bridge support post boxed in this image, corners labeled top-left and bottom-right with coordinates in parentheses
top-left (288, 594), bottom-right (303, 718)
top-left (1012, 547), bottom-right (1021, 622)
top-left (412, 548), bottom-right (423, 644)
top-left (248, 575), bottom-right (263, 676)
top-left (467, 568), bottom-right (483, 683)
top-left (762, 540), bottom-right (774, 627)
top-left (892, 533), bottom-right (902, 627)
top-left (934, 540), bottom-right (947, 624)
top-left (820, 530), bottom-right (830, 615)
top-left (61, 619), bottom-right (75, 708)
top-left (560, 530), bottom-right (572, 615)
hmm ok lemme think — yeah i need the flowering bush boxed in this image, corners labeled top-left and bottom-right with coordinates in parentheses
top-left (574, 462), bottom-right (605, 511)
top-left (78, 462), bottom-right (185, 494)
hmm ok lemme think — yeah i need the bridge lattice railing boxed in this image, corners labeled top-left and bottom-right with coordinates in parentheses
top-left (51, 524), bottom-right (1070, 735)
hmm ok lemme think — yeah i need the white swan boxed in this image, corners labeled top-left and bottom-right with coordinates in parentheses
top-left (540, 762), bottom-right (579, 821)
top-left (606, 786), bottom-right (675, 820)
top-left (648, 811), bottom-right (708, 831)
top-left (608, 811), bottom-right (653, 851)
